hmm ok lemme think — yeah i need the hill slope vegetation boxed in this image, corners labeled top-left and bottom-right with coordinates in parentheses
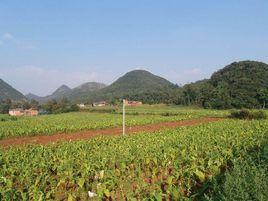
top-left (68, 70), bottom-right (177, 104)
top-left (0, 79), bottom-right (25, 101)
top-left (181, 61), bottom-right (268, 109)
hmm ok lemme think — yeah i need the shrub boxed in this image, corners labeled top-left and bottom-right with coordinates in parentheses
top-left (161, 112), bottom-right (178, 116)
top-left (229, 109), bottom-right (267, 120)
top-left (0, 116), bottom-right (17, 122)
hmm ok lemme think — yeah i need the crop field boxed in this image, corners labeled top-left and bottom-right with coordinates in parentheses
top-left (0, 118), bottom-right (268, 200)
top-left (0, 105), bottom-right (227, 139)
top-left (84, 104), bottom-right (228, 116)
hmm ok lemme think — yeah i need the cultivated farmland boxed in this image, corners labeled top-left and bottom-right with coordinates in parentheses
top-left (0, 105), bottom-right (227, 139)
top-left (0, 119), bottom-right (267, 200)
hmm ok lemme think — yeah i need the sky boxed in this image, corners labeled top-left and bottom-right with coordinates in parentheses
top-left (0, 0), bottom-right (267, 96)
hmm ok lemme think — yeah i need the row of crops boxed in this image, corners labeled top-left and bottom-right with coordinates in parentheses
top-left (0, 108), bottom-right (226, 139)
top-left (1, 119), bottom-right (267, 200)
top-left (85, 104), bottom-right (228, 116)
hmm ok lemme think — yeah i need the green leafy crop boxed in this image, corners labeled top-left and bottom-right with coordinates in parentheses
top-left (0, 119), bottom-right (267, 200)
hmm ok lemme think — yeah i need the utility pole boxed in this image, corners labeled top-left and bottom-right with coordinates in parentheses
top-left (122, 99), bottom-right (126, 136)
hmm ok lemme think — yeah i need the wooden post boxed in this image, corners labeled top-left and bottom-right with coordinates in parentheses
top-left (123, 99), bottom-right (126, 136)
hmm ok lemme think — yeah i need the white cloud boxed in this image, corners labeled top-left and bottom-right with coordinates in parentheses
top-left (3, 32), bottom-right (14, 40)
top-left (1, 32), bottom-right (35, 49)
top-left (0, 66), bottom-right (112, 96)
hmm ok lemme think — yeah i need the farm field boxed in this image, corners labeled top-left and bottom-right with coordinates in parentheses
top-left (0, 105), bottom-right (227, 139)
top-left (0, 118), bottom-right (267, 200)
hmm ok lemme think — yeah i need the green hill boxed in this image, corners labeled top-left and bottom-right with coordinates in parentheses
top-left (69, 70), bottom-right (177, 104)
top-left (181, 61), bottom-right (268, 109)
top-left (0, 79), bottom-right (25, 101)
top-left (51, 85), bottom-right (72, 97)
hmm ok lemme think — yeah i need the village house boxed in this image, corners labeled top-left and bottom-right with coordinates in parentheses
top-left (125, 100), bottom-right (142, 106)
top-left (77, 103), bottom-right (85, 108)
top-left (9, 108), bottom-right (39, 117)
top-left (92, 101), bottom-right (107, 107)
top-left (24, 108), bottom-right (39, 116)
top-left (9, 108), bottom-right (24, 116)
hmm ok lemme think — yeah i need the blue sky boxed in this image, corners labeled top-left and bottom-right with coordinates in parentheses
top-left (0, 0), bottom-right (267, 96)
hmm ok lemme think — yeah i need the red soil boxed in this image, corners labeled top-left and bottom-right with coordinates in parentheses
top-left (0, 117), bottom-right (223, 148)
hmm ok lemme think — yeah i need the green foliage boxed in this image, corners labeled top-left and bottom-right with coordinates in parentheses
top-left (229, 109), bottom-right (267, 120)
top-left (42, 98), bottom-right (79, 114)
top-left (0, 99), bottom-right (11, 114)
top-left (203, 142), bottom-right (268, 201)
top-left (219, 158), bottom-right (268, 201)
top-left (0, 119), bottom-right (267, 200)
top-left (257, 88), bottom-right (268, 109)
top-left (0, 114), bottom-right (17, 122)
top-left (180, 61), bottom-right (268, 109)
top-left (0, 99), bottom-right (40, 114)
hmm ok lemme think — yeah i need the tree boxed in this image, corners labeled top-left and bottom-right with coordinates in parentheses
top-left (257, 89), bottom-right (268, 108)
top-left (0, 99), bottom-right (12, 114)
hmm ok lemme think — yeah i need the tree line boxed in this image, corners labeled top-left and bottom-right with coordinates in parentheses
top-left (0, 98), bottom-right (79, 114)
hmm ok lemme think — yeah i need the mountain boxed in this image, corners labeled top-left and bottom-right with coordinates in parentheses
top-left (68, 70), bottom-right (177, 104)
top-left (103, 70), bottom-right (174, 94)
top-left (51, 85), bottom-right (71, 97)
top-left (26, 85), bottom-right (72, 102)
top-left (25, 93), bottom-right (43, 102)
top-left (181, 61), bottom-right (268, 109)
top-left (27, 70), bottom-right (176, 104)
top-left (28, 82), bottom-right (106, 103)
top-left (0, 79), bottom-right (26, 100)
top-left (73, 82), bottom-right (106, 92)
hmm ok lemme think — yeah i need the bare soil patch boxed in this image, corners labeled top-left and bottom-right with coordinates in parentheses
top-left (0, 117), bottom-right (223, 148)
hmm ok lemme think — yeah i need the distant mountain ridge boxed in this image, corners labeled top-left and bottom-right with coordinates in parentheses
top-left (0, 79), bottom-right (26, 101)
top-left (27, 70), bottom-right (176, 104)
top-left (27, 82), bottom-right (107, 103)
top-left (4, 60), bottom-right (268, 108)
top-left (73, 82), bottom-right (106, 92)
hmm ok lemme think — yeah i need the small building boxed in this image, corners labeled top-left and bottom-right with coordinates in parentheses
top-left (77, 103), bottom-right (85, 108)
top-left (93, 101), bottom-right (107, 107)
top-left (24, 108), bottom-right (39, 116)
top-left (9, 108), bottom-right (24, 116)
top-left (9, 108), bottom-right (39, 117)
top-left (125, 100), bottom-right (142, 106)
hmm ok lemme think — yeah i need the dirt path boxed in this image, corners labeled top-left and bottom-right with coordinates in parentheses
top-left (0, 117), bottom-right (223, 148)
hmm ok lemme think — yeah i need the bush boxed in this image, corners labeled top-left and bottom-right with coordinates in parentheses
top-left (208, 156), bottom-right (268, 201)
top-left (229, 109), bottom-right (267, 120)
top-left (0, 116), bottom-right (17, 122)
top-left (161, 112), bottom-right (179, 116)
top-left (201, 143), bottom-right (268, 200)
top-left (253, 110), bottom-right (267, 119)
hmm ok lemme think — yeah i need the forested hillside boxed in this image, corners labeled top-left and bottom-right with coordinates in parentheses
top-left (68, 70), bottom-right (178, 104)
top-left (181, 61), bottom-right (268, 109)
